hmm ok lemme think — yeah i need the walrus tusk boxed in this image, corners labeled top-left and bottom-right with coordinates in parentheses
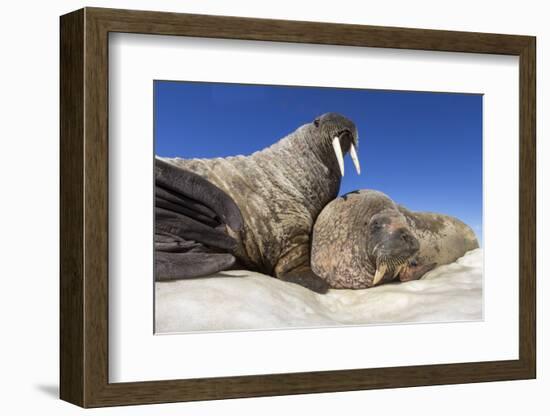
top-left (350, 143), bottom-right (361, 175)
top-left (332, 136), bottom-right (345, 176)
top-left (372, 263), bottom-right (387, 286)
top-left (393, 263), bottom-right (404, 278)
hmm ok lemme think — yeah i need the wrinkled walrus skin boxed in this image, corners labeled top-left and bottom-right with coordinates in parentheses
top-left (157, 113), bottom-right (360, 292)
top-left (311, 190), bottom-right (479, 289)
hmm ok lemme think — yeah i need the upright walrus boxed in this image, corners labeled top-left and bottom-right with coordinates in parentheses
top-left (155, 113), bottom-right (360, 292)
top-left (311, 190), bottom-right (479, 289)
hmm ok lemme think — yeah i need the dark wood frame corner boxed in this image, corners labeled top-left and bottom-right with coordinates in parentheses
top-left (60, 7), bottom-right (536, 408)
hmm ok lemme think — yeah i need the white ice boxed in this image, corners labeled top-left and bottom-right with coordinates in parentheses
top-left (155, 248), bottom-right (482, 333)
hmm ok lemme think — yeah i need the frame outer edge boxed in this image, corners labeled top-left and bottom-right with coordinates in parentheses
top-left (83, 6), bottom-right (111, 408)
top-left (518, 37), bottom-right (536, 378)
top-left (60, 8), bottom-right (86, 407)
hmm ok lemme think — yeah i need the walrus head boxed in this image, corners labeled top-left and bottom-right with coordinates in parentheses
top-left (310, 113), bottom-right (361, 176)
top-left (366, 208), bottom-right (420, 286)
top-left (311, 190), bottom-right (421, 289)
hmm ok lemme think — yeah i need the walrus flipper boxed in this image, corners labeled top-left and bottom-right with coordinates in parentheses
top-left (155, 252), bottom-right (237, 281)
top-left (154, 158), bottom-right (243, 280)
top-left (280, 268), bottom-right (330, 294)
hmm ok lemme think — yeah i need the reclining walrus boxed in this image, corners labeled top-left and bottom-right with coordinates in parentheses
top-left (311, 190), bottom-right (479, 289)
top-left (155, 113), bottom-right (361, 293)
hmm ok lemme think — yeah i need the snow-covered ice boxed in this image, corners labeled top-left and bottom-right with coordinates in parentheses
top-left (155, 248), bottom-right (483, 333)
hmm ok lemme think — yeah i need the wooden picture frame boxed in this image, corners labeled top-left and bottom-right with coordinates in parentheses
top-left (60, 7), bottom-right (536, 408)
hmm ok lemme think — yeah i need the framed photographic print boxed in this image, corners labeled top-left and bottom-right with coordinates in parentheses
top-left (60, 7), bottom-right (536, 408)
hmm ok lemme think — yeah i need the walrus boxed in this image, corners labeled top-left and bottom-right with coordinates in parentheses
top-left (311, 190), bottom-right (479, 289)
top-left (155, 113), bottom-right (360, 293)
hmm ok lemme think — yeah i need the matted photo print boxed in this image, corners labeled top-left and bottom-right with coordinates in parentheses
top-left (154, 81), bottom-right (482, 333)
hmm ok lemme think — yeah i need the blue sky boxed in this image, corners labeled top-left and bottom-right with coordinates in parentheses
top-left (154, 81), bottom-right (483, 242)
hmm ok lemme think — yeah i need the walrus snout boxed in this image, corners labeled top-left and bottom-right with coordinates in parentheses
top-left (377, 227), bottom-right (419, 258)
top-left (370, 226), bottom-right (420, 286)
top-left (313, 113), bottom-right (358, 143)
top-left (400, 228), bottom-right (420, 252)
